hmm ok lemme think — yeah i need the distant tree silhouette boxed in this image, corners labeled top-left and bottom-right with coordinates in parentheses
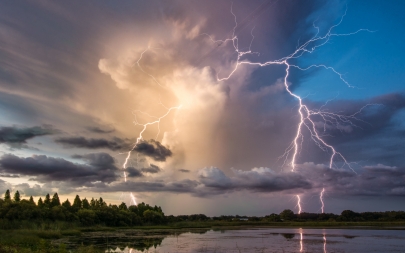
top-left (4, 189), bottom-right (11, 201)
top-left (44, 194), bottom-right (51, 207)
top-left (72, 195), bottom-right (82, 211)
top-left (13, 190), bottom-right (20, 202)
top-left (51, 193), bottom-right (61, 207)
top-left (280, 209), bottom-right (295, 220)
top-left (37, 197), bottom-right (44, 207)
top-left (82, 198), bottom-right (90, 209)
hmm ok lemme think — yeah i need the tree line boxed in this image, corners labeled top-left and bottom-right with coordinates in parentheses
top-left (2, 189), bottom-right (405, 228)
top-left (0, 189), bottom-right (165, 227)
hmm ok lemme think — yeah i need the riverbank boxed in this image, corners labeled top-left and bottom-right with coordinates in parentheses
top-left (2, 221), bottom-right (405, 252)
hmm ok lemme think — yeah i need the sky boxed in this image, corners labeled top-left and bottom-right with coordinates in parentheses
top-left (0, 0), bottom-right (405, 216)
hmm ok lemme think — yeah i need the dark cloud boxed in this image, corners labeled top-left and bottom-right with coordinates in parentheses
top-left (86, 126), bottom-right (115, 134)
top-left (0, 153), bottom-right (118, 186)
top-left (73, 152), bottom-right (116, 167)
top-left (85, 163), bottom-right (405, 198)
top-left (179, 169), bottom-right (190, 173)
top-left (15, 183), bottom-right (52, 197)
top-left (55, 136), bottom-right (130, 151)
top-left (133, 139), bottom-right (172, 161)
top-left (0, 173), bottom-right (19, 178)
top-left (295, 162), bottom-right (405, 197)
top-left (93, 179), bottom-right (200, 194)
top-left (141, 164), bottom-right (161, 174)
top-left (126, 167), bottom-right (143, 178)
top-left (296, 93), bottom-right (405, 166)
top-left (125, 164), bottom-right (161, 178)
top-left (198, 166), bottom-right (312, 194)
top-left (0, 125), bottom-right (58, 148)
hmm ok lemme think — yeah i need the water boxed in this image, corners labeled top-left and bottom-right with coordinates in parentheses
top-left (70, 227), bottom-right (405, 252)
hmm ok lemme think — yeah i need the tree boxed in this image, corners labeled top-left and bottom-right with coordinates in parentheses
top-left (38, 197), bottom-right (44, 207)
top-left (340, 210), bottom-right (361, 221)
top-left (280, 209), bottom-right (295, 221)
top-left (62, 199), bottom-right (71, 209)
top-left (77, 209), bottom-right (97, 226)
top-left (143, 210), bottom-right (164, 224)
top-left (119, 202), bottom-right (128, 210)
top-left (72, 195), bottom-right (82, 210)
top-left (29, 196), bottom-right (35, 204)
top-left (44, 194), bottom-right (51, 207)
top-left (51, 193), bottom-right (61, 207)
top-left (82, 198), bottom-right (90, 209)
top-left (13, 191), bottom-right (21, 202)
top-left (99, 197), bottom-right (106, 207)
top-left (4, 189), bottom-right (11, 201)
top-left (90, 198), bottom-right (96, 208)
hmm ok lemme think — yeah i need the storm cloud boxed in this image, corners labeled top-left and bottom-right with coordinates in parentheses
top-left (86, 126), bottom-right (115, 134)
top-left (0, 125), bottom-right (57, 148)
top-left (55, 136), bottom-right (130, 151)
top-left (133, 140), bottom-right (172, 161)
top-left (141, 164), bottom-right (161, 174)
top-left (0, 153), bottom-right (118, 186)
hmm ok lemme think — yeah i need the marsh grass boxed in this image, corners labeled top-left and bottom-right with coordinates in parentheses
top-left (1, 220), bottom-right (404, 252)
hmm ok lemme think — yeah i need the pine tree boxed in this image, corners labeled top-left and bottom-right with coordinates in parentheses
top-left (38, 197), bottom-right (44, 207)
top-left (99, 197), bottom-right (106, 207)
top-left (44, 193), bottom-right (51, 207)
top-left (62, 199), bottom-right (71, 209)
top-left (13, 190), bottom-right (20, 202)
top-left (90, 198), bottom-right (96, 208)
top-left (51, 193), bottom-right (61, 207)
top-left (82, 198), bottom-right (90, 209)
top-left (29, 196), bottom-right (35, 204)
top-left (72, 195), bottom-right (82, 209)
top-left (4, 189), bottom-right (11, 201)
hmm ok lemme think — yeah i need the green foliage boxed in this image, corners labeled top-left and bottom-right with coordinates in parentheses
top-left (44, 194), bottom-right (51, 208)
top-left (82, 198), bottom-right (90, 209)
top-left (72, 195), bottom-right (82, 211)
top-left (62, 199), bottom-right (71, 209)
top-left (280, 209), bottom-right (295, 220)
top-left (5, 189), bottom-right (11, 201)
top-left (51, 193), bottom-right (61, 207)
top-left (38, 197), bottom-right (44, 207)
top-left (13, 191), bottom-right (21, 202)
top-left (0, 190), bottom-right (165, 228)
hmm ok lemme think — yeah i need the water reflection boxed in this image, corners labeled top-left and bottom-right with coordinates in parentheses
top-left (64, 227), bottom-right (405, 253)
top-left (281, 233), bottom-right (295, 239)
top-left (299, 230), bottom-right (303, 252)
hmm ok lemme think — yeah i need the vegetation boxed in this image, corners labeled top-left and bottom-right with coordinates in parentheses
top-left (0, 190), bottom-right (165, 229)
top-left (2, 189), bottom-right (405, 252)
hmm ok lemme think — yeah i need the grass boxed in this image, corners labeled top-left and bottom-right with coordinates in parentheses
top-left (1, 220), bottom-right (404, 252)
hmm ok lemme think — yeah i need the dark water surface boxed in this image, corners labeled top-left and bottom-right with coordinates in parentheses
top-left (70, 227), bottom-right (405, 252)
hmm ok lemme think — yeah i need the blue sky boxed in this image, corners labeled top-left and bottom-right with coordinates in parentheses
top-left (296, 0), bottom-right (405, 101)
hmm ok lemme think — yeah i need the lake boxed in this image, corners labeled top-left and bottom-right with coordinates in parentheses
top-left (70, 227), bottom-right (405, 252)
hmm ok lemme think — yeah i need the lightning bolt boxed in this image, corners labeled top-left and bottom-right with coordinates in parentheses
top-left (205, 6), bottom-right (373, 172)
top-left (123, 104), bottom-right (182, 170)
top-left (323, 231), bottom-right (327, 253)
top-left (203, 4), bottom-right (373, 212)
top-left (296, 195), bottom-right (302, 214)
top-left (120, 104), bottom-right (181, 205)
top-left (299, 229), bottom-right (303, 252)
top-left (320, 188), bottom-right (325, 213)
top-left (119, 50), bottom-right (182, 205)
